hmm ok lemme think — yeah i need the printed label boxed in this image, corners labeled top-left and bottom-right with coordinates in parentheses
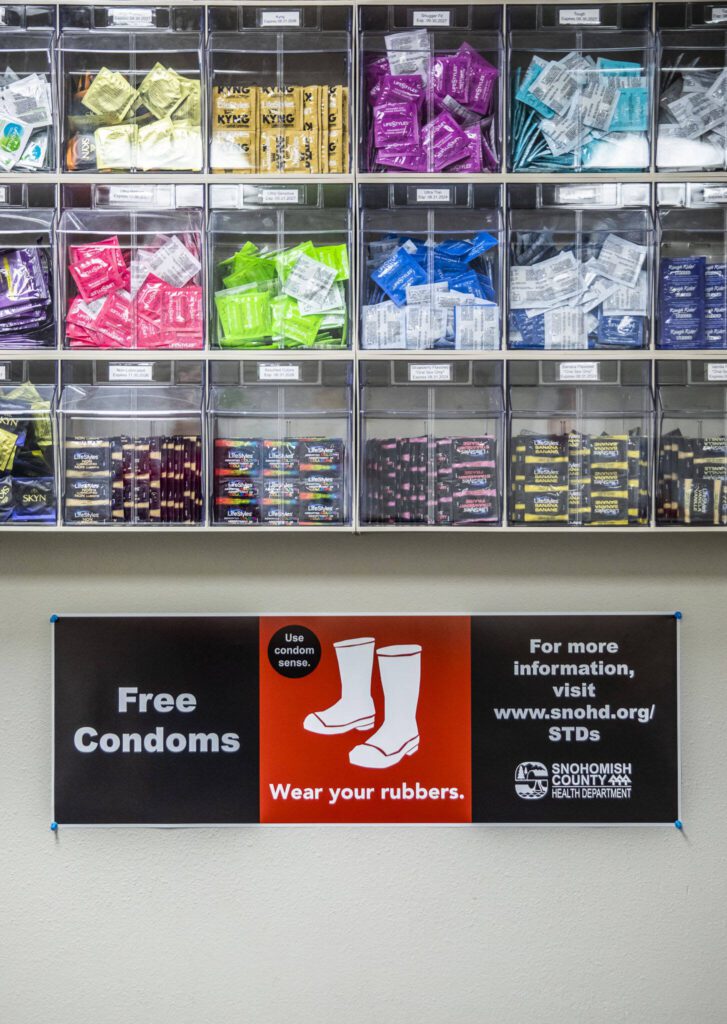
top-left (415, 188), bottom-right (452, 204)
top-left (107, 185), bottom-right (157, 205)
top-left (0, 186), bottom-right (7, 204)
top-left (712, 7), bottom-right (727, 23)
top-left (258, 363), bottom-right (301, 382)
top-left (108, 363), bottom-right (154, 382)
top-left (108, 8), bottom-right (154, 27)
top-left (707, 363), bottom-right (727, 381)
top-left (412, 10), bottom-right (451, 26)
top-left (261, 10), bottom-right (301, 27)
top-left (558, 361), bottom-right (600, 382)
top-left (259, 188), bottom-right (300, 205)
top-left (703, 185), bottom-right (727, 204)
top-left (0, 363), bottom-right (7, 380)
top-left (559, 8), bottom-right (601, 24)
top-left (408, 363), bottom-right (452, 382)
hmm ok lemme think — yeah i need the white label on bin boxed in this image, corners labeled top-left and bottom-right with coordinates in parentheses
top-left (109, 362), bottom-right (154, 382)
top-left (412, 10), bottom-right (451, 26)
top-left (259, 188), bottom-right (299, 204)
top-left (415, 188), bottom-right (451, 204)
top-left (558, 361), bottom-right (600, 381)
top-left (712, 8), bottom-right (727, 23)
top-left (261, 10), bottom-right (300, 27)
top-left (408, 363), bottom-right (452, 382)
top-left (703, 185), bottom-right (727, 203)
top-left (107, 185), bottom-right (157, 205)
top-left (0, 186), bottom-right (7, 204)
top-left (109, 8), bottom-right (154, 27)
top-left (559, 9), bottom-right (601, 25)
top-left (258, 362), bottom-right (301, 382)
top-left (707, 363), bottom-right (727, 381)
top-left (0, 364), bottom-right (6, 381)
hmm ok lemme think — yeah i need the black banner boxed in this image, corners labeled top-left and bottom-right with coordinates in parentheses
top-left (53, 613), bottom-right (679, 826)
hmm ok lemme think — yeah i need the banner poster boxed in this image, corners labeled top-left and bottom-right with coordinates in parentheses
top-left (52, 614), bottom-right (679, 827)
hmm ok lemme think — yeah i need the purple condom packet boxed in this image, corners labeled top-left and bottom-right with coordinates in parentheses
top-left (421, 111), bottom-right (470, 170)
top-left (448, 124), bottom-right (484, 173)
top-left (376, 144), bottom-right (428, 172)
top-left (378, 74), bottom-right (425, 108)
top-left (457, 42), bottom-right (498, 115)
top-left (434, 52), bottom-right (472, 106)
top-left (0, 247), bottom-right (49, 311)
top-left (481, 131), bottom-right (499, 170)
top-left (373, 101), bottom-right (420, 149)
top-left (366, 56), bottom-right (391, 100)
top-left (371, 247), bottom-right (428, 306)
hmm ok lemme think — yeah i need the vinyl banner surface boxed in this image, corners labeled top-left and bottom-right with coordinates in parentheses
top-left (53, 614), bottom-right (679, 826)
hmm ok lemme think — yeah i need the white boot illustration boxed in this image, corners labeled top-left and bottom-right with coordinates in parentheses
top-left (303, 637), bottom-right (376, 735)
top-left (349, 644), bottom-right (422, 769)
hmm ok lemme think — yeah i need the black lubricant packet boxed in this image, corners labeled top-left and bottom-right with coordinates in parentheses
top-left (262, 503), bottom-right (297, 525)
top-left (66, 477), bottom-right (111, 503)
top-left (214, 438), bottom-right (260, 475)
top-left (513, 490), bottom-right (568, 522)
top-left (299, 473), bottom-right (340, 499)
top-left (263, 439), bottom-right (298, 476)
top-left (299, 498), bottom-right (342, 524)
top-left (453, 492), bottom-right (498, 524)
top-left (263, 477), bottom-right (297, 502)
top-left (65, 438), bottom-right (110, 473)
top-left (682, 478), bottom-right (721, 525)
top-left (588, 494), bottom-right (630, 525)
top-left (298, 438), bottom-right (343, 473)
top-left (217, 476), bottom-right (259, 501)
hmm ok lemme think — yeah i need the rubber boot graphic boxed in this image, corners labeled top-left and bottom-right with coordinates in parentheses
top-left (303, 637), bottom-right (376, 735)
top-left (349, 644), bottom-right (421, 769)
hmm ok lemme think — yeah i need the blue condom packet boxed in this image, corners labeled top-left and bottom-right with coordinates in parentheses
top-left (510, 309), bottom-right (546, 348)
top-left (597, 58), bottom-right (642, 77)
top-left (609, 87), bottom-right (649, 133)
top-left (400, 237), bottom-right (430, 263)
top-left (475, 273), bottom-right (496, 302)
top-left (371, 247), bottom-right (428, 307)
top-left (706, 264), bottom-right (727, 305)
top-left (435, 239), bottom-right (472, 261)
top-left (446, 270), bottom-right (485, 300)
top-left (659, 302), bottom-right (704, 348)
top-left (597, 314), bottom-right (644, 348)
top-left (516, 57), bottom-right (557, 118)
top-left (468, 231), bottom-right (499, 260)
top-left (660, 256), bottom-right (706, 303)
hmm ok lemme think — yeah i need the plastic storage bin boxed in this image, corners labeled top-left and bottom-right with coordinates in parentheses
top-left (508, 182), bottom-right (652, 350)
top-left (359, 4), bottom-right (502, 173)
top-left (657, 3), bottom-right (727, 171)
top-left (59, 359), bottom-right (204, 526)
top-left (656, 359), bottom-right (727, 525)
top-left (58, 183), bottom-right (204, 351)
top-left (208, 359), bottom-right (353, 526)
top-left (360, 183), bottom-right (502, 351)
top-left (0, 5), bottom-right (56, 172)
top-left (0, 184), bottom-right (56, 350)
top-left (508, 359), bottom-right (653, 526)
top-left (0, 358), bottom-right (57, 525)
top-left (208, 5), bottom-right (352, 174)
top-left (59, 5), bottom-right (203, 173)
top-left (657, 182), bottom-right (727, 350)
top-left (209, 183), bottom-right (351, 351)
top-left (359, 359), bottom-right (504, 526)
top-left (508, 4), bottom-right (653, 172)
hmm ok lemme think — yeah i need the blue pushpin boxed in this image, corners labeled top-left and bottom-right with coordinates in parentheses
top-left (50, 614), bottom-right (59, 623)
top-left (50, 822), bottom-right (58, 831)
top-left (674, 820), bottom-right (683, 830)
top-left (674, 611), bottom-right (682, 620)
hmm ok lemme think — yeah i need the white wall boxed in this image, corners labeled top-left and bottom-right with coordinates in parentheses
top-left (2, 533), bottom-right (726, 1023)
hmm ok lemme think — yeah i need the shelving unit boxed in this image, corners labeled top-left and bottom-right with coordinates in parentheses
top-left (1, 0), bottom-right (727, 532)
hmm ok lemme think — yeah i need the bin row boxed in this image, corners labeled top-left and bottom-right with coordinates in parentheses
top-left (4, 180), bottom-right (727, 353)
top-left (5, 3), bottom-right (727, 174)
top-left (2, 355), bottom-right (726, 529)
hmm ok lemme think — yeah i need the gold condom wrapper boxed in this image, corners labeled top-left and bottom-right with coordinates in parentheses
top-left (81, 67), bottom-right (139, 122)
top-left (259, 86), bottom-right (303, 131)
top-left (213, 85), bottom-right (258, 130)
top-left (171, 78), bottom-right (201, 126)
top-left (94, 123), bottom-right (138, 170)
top-left (326, 85), bottom-right (346, 133)
top-left (327, 129), bottom-right (344, 173)
top-left (137, 117), bottom-right (176, 170)
top-left (138, 63), bottom-right (188, 120)
top-left (259, 128), bottom-right (319, 174)
top-left (211, 130), bottom-right (257, 172)
top-left (303, 85), bottom-right (320, 133)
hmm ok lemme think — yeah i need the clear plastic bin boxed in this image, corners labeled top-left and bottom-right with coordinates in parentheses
top-left (359, 4), bottom-right (502, 173)
top-left (59, 359), bottom-right (204, 526)
top-left (508, 4), bottom-right (653, 172)
top-left (656, 358), bottom-right (727, 525)
top-left (209, 183), bottom-right (351, 351)
top-left (657, 182), bottom-right (727, 350)
top-left (0, 183), bottom-right (56, 350)
top-left (208, 5), bottom-right (352, 174)
top-left (360, 183), bottom-right (502, 351)
top-left (508, 182), bottom-right (652, 350)
top-left (508, 358), bottom-right (653, 526)
top-left (59, 5), bottom-right (203, 172)
top-left (359, 359), bottom-right (504, 526)
top-left (657, 3), bottom-right (727, 171)
top-left (58, 183), bottom-right (204, 351)
top-left (0, 358), bottom-right (57, 525)
top-left (208, 359), bottom-right (353, 526)
top-left (0, 5), bottom-right (56, 172)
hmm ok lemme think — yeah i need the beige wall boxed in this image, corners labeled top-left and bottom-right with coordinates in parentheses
top-left (1, 532), bottom-right (726, 1023)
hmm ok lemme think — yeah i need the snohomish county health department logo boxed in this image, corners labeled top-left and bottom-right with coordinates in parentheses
top-left (514, 762), bottom-right (549, 800)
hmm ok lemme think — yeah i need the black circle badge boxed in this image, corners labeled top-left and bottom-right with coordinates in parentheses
top-left (268, 625), bottom-right (321, 678)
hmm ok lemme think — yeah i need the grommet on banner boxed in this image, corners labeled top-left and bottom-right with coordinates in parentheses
top-left (674, 611), bottom-right (682, 620)
top-left (50, 614), bottom-right (59, 623)
top-left (674, 820), bottom-right (683, 830)
top-left (50, 822), bottom-right (58, 831)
